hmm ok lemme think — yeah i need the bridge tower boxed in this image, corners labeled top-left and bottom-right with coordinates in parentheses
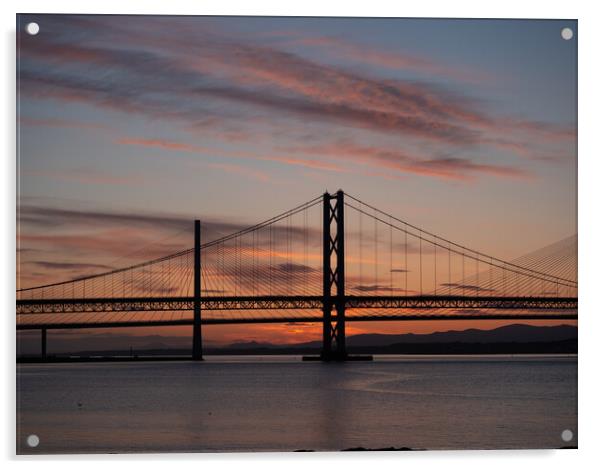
top-left (192, 219), bottom-right (203, 360)
top-left (321, 190), bottom-right (347, 361)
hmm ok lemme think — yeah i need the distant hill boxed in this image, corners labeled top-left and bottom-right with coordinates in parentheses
top-left (216, 324), bottom-right (577, 356)
top-left (229, 324), bottom-right (577, 349)
top-left (345, 324), bottom-right (576, 346)
top-left (226, 340), bottom-right (277, 350)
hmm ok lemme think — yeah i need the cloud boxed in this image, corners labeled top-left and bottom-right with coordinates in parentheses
top-left (353, 284), bottom-right (408, 293)
top-left (117, 135), bottom-right (529, 182)
top-left (17, 15), bottom-right (575, 180)
top-left (409, 157), bottom-right (531, 180)
top-left (440, 283), bottom-right (497, 293)
top-left (19, 201), bottom-right (322, 242)
top-left (283, 141), bottom-right (531, 181)
top-left (197, 261), bottom-right (322, 297)
top-left (193, 85), bottom-right (479, 145)
top-left (116, 137), bottom-right (349, 174)
top-left (280, 34), bottom-right (494, 84)
top-left (18, 230), bottom-right (186, 260)
top-left (275, 263), bottom-right (317, 274)
top-left (28, 261), bottom-right (113, 271)
top-left (16, 247), bottom-right (40, 253)
top-left (19, 204), bottom-right (192, 231)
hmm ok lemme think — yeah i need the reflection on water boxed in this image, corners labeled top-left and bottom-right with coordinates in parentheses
top-left (16, 355), bottom-right (577, 453)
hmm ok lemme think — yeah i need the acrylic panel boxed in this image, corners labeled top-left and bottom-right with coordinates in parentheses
top-left (16, 15), bottom-right (577, 454)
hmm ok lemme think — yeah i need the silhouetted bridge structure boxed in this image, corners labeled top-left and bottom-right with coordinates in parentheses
top-left (17, 191), bottom-right (577, 360)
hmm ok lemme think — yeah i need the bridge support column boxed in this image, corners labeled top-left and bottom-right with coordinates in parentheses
top-left (321, 190), bottom-right (347, 361)
top-left (192, 219), bottom-right (203, 361)
top-left (41, 328), bottom-right (47, 361)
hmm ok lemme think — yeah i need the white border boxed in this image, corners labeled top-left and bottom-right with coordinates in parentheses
top-left (3, 1), bottom-right (601, 468)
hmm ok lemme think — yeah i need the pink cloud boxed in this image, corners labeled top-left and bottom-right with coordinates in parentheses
top-left (115, 137), bottom-right (347, 174)
top-left (283, 35), bottom-right (495, 84)
top-left (282, 141), bottom-right (532, 182)
top-left (116, 135), bottom-right (531, 182)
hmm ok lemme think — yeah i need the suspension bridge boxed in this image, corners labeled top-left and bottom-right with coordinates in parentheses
top-left (16, 190), bottom-right (577, 361)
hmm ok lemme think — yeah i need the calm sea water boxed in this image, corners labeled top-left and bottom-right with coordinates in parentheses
top-left (16, 355), bottom-right (577, 454)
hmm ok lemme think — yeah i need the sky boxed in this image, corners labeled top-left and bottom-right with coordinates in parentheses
top-left (16, 15), bottom-right (577, 350)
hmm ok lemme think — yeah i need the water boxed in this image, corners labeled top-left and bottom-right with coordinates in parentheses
top-left (16, 355), bottom-right (577, 453)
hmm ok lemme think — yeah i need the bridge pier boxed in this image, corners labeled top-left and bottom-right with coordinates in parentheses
top-left (41, 327), bottom-right (47, 361)
top-left (192, 219), bottom-right (203, 361)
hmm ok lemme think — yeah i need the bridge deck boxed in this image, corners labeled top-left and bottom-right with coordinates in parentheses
top-left (16, 295), bottom-right (578, 313)
top-left (16, 295), bottom-right (577, 330)
top-left (15, 312), bottom-right (579, 330)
